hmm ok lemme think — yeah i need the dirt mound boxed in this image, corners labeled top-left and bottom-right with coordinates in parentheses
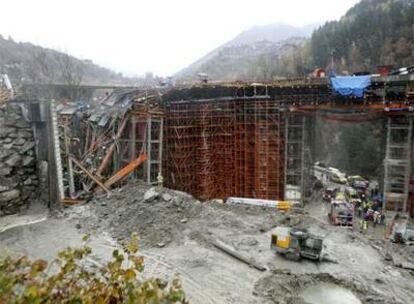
top-left (62, 180), bottom-right (292, 249)
top-left (75, 182), bottom-right (203, 247)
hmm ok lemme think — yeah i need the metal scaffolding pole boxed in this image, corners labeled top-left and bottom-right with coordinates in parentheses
top-left (383, 116), bottom-right (413, 212)
top-left (284, 114), bottom-right (305, 204)
top-left (146, 116), bottom-right (152, 184)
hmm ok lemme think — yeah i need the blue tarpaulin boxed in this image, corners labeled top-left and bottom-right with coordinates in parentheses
top-left (331, 76), bottom-right (371, 98)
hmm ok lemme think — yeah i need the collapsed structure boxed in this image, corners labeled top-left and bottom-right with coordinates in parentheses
top-left (1, 75), bottom-right (414, 216)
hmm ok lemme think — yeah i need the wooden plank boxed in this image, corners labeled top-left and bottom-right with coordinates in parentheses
top-left (103, 153), bottom-right (147, 188)
top-left (96, 118), bottom-right (128, 176)
top-left (61, 198), bottom-right (84, 205)
top-left (211, 239), bottom-right (266, 272)
top-left (71, 157), bottom-right (111, 194)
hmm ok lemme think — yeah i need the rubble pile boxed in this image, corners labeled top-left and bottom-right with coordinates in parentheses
top-left (70, 181), bottom-right (285, 248)
top-left (0, 103), bottom-right (37, 215)
top-left (77, 182), bottom-right (203, 247)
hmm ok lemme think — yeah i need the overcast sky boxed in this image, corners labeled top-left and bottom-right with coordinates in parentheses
top-left (0, 0), bottom-right (360, 76)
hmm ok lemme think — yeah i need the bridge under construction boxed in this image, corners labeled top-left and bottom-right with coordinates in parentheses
top-left (21, 75), bottom-right (414, 216)
top-left (159, 76), bottom-right (414, 214)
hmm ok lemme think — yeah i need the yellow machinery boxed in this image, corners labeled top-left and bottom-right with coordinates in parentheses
top-left (270, 227), bottom-right (323, 261)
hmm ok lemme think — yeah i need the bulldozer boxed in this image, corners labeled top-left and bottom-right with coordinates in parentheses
top-left (270, 227), bottom-right (324, 261)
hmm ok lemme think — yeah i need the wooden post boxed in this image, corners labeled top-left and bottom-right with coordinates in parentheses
top-left (129, 116), bottom-right (136, 179)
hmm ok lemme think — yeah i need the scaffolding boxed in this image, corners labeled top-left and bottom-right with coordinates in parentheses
top-left (164, 103), bottom-right (205, 197)
top-left (118, 107), bottom-right (164, 184)
top-left (383, 116), bottom-right (413, 212)
top-left (164, 99), bottom-right (285, 201)
top-left (284, 114), bottom-right (305, 204)
top-left (253, 100), bottom-right (285, 199)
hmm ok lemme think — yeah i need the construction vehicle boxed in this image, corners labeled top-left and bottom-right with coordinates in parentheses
top-left (345, 186), bottom-right (361, 205)
top-left (348, 175), bottom-right (369, 190)
top-left (323, 186), bottom-right (338, 203)
top-left (270, 227), bottom-right (324, 261)
top-left (329, 169), bottom-right (347, 184)
top-left (328, 200), bottom-right (354, 227)
top-left (332, 191), bottom-right (347, 203)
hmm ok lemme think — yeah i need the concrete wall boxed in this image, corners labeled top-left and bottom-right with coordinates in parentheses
top-left (0, 102), bottom-right (38, 215)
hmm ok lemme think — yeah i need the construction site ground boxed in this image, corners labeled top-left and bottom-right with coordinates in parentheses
top-left (1, 182), bottom-right (414, 304)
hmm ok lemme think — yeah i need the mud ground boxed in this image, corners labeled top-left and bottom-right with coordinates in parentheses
top-left (1, 183), bottom-right (414, 303)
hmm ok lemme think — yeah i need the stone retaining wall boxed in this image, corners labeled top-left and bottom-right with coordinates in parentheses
top-left (0, 102), bottom-right (38, 215)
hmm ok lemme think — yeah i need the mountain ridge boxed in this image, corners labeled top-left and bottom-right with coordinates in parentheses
top-left (176, 0), bottom-right (414, 81)
top-left (176, 22), bottom-right (319, 81)
top-left (0, 35), bottom-right (134, 86)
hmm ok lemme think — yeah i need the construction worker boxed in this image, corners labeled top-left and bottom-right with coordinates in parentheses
top-left (359, 218), bottom-right (364, 233)
top-left (380, 211), bottom-right (386, 225)
top-left (361, 193), bottom-right (366, 202)
top-left (362, 217), bottom-right (368, 233)
top-left (367, 199), bottom-right (373, 210)
top-left (157, 172), bottom-right (164, 187)
top-left (362, 200), bottom-right (368, 214)
top-left (357, 203), bottom-right (363, 218)
top-left (373, 211), bottom-right (380, 227)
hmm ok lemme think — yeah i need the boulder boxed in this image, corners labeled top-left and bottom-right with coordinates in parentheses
top-left (162, 193), bottom-right (173, 202)
top-left (18, 131), bottom-right (33, 138)
top-left (22, 156), bottom-right (35, 167)
top-left (4, 127), bottom-right (17, 135)
top-left (0, 149), bottom-right (13, 160)
top-left (0, 167), bottom-right (12, 176)
top-left (12, 138), bottom-right (26, 146)
top-left (5, 153), bottom-right (22, 167)
top-left (2, 143), bottom-right (13, 150)
top-left (20, 141), bottom-right (35, 154)
top-left (0, 189), bottom-right (20, 202)
top-left (14, 119), bottom-right (30, 129)
top-left (144, 187), bottom-right (159, 202)
top-left (23, 178), bottom-right (32, 186)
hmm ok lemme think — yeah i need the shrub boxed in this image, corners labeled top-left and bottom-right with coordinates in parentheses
top-left (0, 233), bottom-right (187, 303)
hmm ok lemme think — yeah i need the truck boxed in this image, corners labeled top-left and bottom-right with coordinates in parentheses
top-left (345, 186), bottom-right (361, 205)
top-left (348, 175), bottom-right (369, 190)
top-left (323, 186), bottom-right (338, 203)
top-left (270, 227), bottom-right (324, 261)
top-left (329, 168), bottom-right (347, 184)
top-left (328, 200), bottom-right (354, 227)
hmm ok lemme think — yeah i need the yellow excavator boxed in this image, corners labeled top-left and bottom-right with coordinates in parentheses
top-left (270, 227), bottom-right (324, 261)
